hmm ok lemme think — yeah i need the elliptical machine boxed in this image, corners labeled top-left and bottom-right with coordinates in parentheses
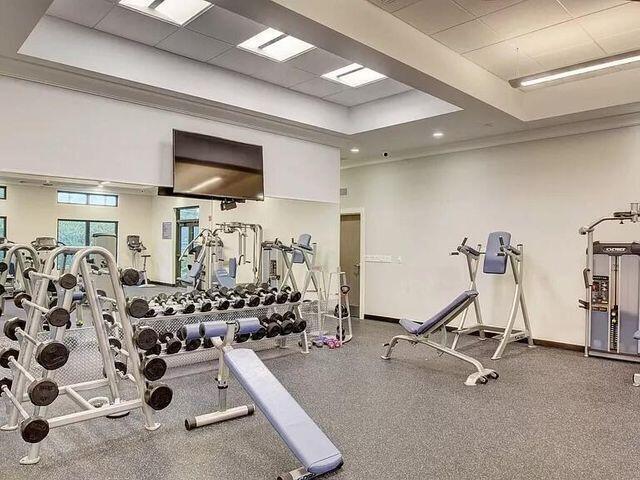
top-left (126, 235), bottom-right (151, 287)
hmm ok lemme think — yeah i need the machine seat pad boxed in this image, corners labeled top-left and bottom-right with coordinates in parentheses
top-left (483, 231), bottom-right (511, 275)
top-left (225, 349), bottom-right (343, 475)
top-left (400, 290), bottom-right (478, 336)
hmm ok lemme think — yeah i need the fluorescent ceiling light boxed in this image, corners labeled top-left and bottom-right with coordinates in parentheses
top-left (432, 132), bottom-right (444, 138)
top-left (512, 51), bottom-right (640, 87)
top-left (322, 63), bottom-right (386, 88)
top-left (350, 147), bottom-right (360, 153)
top-left (238, 27), bottom-right (315, 62)
top-left (119, 0), bottom-right (212, 26)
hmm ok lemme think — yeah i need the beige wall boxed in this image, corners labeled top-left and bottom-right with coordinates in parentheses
top-left (0, 184), bottom-right (153, 265)
top-left (341, 124), bottom-right (640, 345)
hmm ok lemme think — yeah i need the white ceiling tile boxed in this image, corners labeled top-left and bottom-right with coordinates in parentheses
top-left (95, 6), bottom-right (177, 46)
top-left (324, 79), bottom-right (411, 106)
top-left (47, 0), bottom-right (114, 28)
top-left (289, 77), bottom-right (347, 98)
top-left (595, 29), bottom-right (640, 55)
top-left (432, 19), bottom-right (501, 53)
top-left (531, 42), bottom-right (605, 70)
top-left (512, 20), bottom-right (598, 58)
top-left (286, 49), bottom-right (352, 76)
top-left (208, 48), bottom-right (273, 76)
top-left (464, 41), bottom-right (542, 80)
top-left (186, 6), bottom-right (265, 45)
top-left (394, 0), bottom-right (474, 35)
top-left (557, 0), bottom-right (628, 18)
top-left (578, 3), bottom-right (640, 39)
top-left (157, 28), bottom-right (231, 62)
top-left (251, 64), bottom-right (316, 88)
top-left (367, 0), bottom-right (422, 13)
top-left (481, 0), bottom-right (572, 40)
top-left (452, 0), bottom-right (525, 17)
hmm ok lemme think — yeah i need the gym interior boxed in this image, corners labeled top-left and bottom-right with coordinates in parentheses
top-left (2, 1), bottom-right (640, 479)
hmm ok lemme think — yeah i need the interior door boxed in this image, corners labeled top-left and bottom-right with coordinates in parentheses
top-left (340, 214), bottom-right (361, 317)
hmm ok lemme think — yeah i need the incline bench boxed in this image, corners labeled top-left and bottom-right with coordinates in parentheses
top-left (381, 290), bottom-right (499, 386)
top-left (182, 318), bottom-right (343, 480)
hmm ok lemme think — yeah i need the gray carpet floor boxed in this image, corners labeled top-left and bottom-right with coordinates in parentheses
top-left (1, 318), bottom-right (640, 480)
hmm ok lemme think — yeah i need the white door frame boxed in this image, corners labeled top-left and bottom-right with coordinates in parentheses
top-left (340, 208), bottom-right (365, 320)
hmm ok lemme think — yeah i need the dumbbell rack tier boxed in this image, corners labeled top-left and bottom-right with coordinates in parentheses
top-left (139, 300), bottom-right (321, 369)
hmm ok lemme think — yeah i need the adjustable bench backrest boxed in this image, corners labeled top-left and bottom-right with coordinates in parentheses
top-left (415, 290), bottom-right (478, 335)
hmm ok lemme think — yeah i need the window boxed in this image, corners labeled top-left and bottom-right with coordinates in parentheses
top-left (57, 219), bottom-right (118, 267)
top-left (57, 191), bottom-right (118, 207)
top-left (0, 186), bottom-right (6, 200)
top-left (0, 216), bottom-right (6, 260)
top-left (177, 206), bottom-right (199, 220)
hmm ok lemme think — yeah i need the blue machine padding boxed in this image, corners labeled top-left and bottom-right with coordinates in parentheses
top-left (483, 231), bottom-right (511, 275)
top-left (399, 290), bottom-right (478, 336)
top-left (225, 349), bottom-right (343, 475)
top-left (236, 317), bottom-right (261, 335)
top-left (181, 323), bottom-right (202, 342)
top-left (635, 330), bottom-right (640, 340)
top-left (179, 261), bottom-right (203, 286)
top-left (215, 268), bottom-right (236, 289)
top-left (228, 258), bottom-right (237, 278)
top-left (199, 321), bottom-right (228, 339)
top-left (292, 234), bottom-right (312, 263)
top-left (72, 291), bottom-right (85, 302)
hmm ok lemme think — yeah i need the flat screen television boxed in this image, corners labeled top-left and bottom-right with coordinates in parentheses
top-left (169, 130), bottom-right (264, 201)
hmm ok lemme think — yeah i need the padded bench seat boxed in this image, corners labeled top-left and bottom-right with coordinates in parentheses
top-left (400, 290), bottom-right (479, 336)
top-left (225, 348), bottom-right (343, 475)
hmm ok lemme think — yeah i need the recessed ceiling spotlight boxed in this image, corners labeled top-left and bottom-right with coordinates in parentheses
top-left (432, 132), bottom-right (444, 138)
top-left (238, 28), bottom-right (315, 62)
top-left (350, 147), bottom-right (360, 153)
top-left (118, 0), bottom-right (212, 26)
top-left (511, 49), bottom-right (640, 87)
top-left (323, 63), bottom-right (386, 88)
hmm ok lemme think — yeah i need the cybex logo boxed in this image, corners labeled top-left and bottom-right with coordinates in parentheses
top-left (604, 247), bottom-right (627, 252)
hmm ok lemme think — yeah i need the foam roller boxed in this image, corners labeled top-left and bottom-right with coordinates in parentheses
top-left (237, 317), bottom-right (261, 335)
top-left (199, 321), bottom-right (227, 339)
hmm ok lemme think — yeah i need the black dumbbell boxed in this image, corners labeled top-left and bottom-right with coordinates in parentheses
top-left (202, 337), bottom-right (215, 348)
top-left (127, 298), bottom-right (150, 318)
top-left (140, 355), bottom-right (167, 381)
top-left (108, 337), bottom-right (122, 350)
top-left (1, 347), bottom-right (59, 404)
top-left (171, 293), bottom-right (196, 314)
top-left (102, 360), bottom-right (127, 378)
top-left (145, 383), bottom-right (173, 410)
top-left (133, 326), bottom-right (159, 351)
top-left (269, 287), bottom-right (289, 304)
top-left (3, 317), bottom-right (26, 340)
top-left (36, 340), bottom-right (70, 370)
top-left (251, 323), bottom-right (267, 341)
top-left (259, 315), bottom-right (281, 338)
top-left (217, 287), bottom-right (244, 309)
top-left (159, 332), bottom-right (182, 355)
top-left (256, 288), bottom-right (276, 306)
top-left (281, 286), bottom-right (302, 303)
top-left (271, 313), bottom-right (294, 336)
top-left (205, 289), bottom-right (231, 310)
top-left (287, 311), bottom-right (307, 333)
top-left (233, 286), bottom-right (260, 307)
top-left (120, 268), bottom-right (141, 287)
top-left (145, 342), bottom-right (162, 356)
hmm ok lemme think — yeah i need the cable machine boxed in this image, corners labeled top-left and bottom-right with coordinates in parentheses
top-left (579, 202), bottom-right (640, 362)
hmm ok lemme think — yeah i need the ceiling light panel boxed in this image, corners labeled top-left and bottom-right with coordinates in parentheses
top-left (238, 27), bottom-right (315, 62)
top-left (119, 0), bottom-right (212, 26)
top-left (322, 63), bottom-right (387, 87)
top-left (512, 50), bottom-right (640, 87)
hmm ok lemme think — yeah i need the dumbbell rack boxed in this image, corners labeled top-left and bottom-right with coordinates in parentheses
top-left (138, 299), bottom-right (322, 371)
top-left (0, 246), bottom-right (167, 466)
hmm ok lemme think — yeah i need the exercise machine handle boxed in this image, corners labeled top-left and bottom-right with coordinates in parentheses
top-left (578, 299), bottom-right (589, 310)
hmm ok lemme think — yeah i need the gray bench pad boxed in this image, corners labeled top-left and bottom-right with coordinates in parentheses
top-left (225, 348), bottom-right (343, 475)
top-left (399, 290), bottom-right (478, 335)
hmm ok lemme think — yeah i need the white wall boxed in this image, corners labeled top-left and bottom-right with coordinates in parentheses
top-left (341, 125), bottom-right (640, 345)
top-left (0, 76), bottom-right (340, 203)
top-left (0, 184), bottom-right (153, 264)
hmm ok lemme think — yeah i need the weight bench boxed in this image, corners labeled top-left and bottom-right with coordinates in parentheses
top-left (185, 319), bottom-right (343, 480)
top-left (381, 290), bottom-right (498, 386)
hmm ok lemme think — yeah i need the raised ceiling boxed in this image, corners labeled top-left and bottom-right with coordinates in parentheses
top-left (368, 0), bottom-right (639, 81)
top-left (46, 0), bottom-right (413, 106)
